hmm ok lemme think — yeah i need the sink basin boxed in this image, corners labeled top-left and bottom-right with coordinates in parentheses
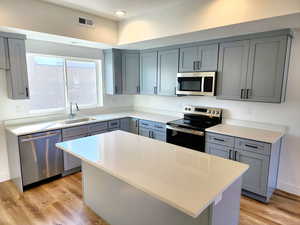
top-left (63, 117), bottom-right (96, 125)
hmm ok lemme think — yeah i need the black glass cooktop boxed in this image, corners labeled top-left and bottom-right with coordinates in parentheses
top-left (167, 118), bottom-right (220, 131)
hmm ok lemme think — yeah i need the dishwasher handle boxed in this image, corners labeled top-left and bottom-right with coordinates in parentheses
top-left (20, 132), bottom-right (61, 142)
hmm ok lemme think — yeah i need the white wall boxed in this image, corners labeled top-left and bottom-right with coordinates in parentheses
top-left (133, 31), bottom-right (300, 195)
top-left (0, 39), bottom-right (134, 182)
top-left (118, 0), bottom-right (300, 44)
top-left (0, 0), bottom-right (118, 45)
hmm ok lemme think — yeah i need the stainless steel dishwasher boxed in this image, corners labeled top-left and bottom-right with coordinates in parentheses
top-left (19, 130), bottom-right (63, 186)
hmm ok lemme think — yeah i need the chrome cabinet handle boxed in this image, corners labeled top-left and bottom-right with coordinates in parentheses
top-left (240, 89), bottom-right (244, 99)
top-left (229, 149), bottom-right (232, 160)
top-left (115, 86), bottom-right (118, 94)
top-left (234, 151), bottom-right (238, 161)
top-left (193, 61), bottom-right (196, 71)
top-left (25, 87), bottom-right (29, 97)
top-left (214, 138), bottom-right (225, 142)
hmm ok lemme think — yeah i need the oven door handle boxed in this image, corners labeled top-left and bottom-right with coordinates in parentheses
top-left (166, 125), bottom-right (204, 136)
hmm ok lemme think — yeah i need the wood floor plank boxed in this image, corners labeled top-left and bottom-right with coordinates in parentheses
top-left (0, 173), bottom-right (299, 225)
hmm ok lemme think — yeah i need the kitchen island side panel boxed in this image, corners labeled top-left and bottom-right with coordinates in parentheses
top-left (82, 162), bottom-right (242, 225)
top-left (82, 162), bottom-right (212, 225)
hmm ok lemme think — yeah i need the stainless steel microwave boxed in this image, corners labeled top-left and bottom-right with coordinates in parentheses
top-left (176, 72), bottom-right (216, 96)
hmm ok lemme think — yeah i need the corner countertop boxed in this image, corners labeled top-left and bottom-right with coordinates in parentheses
top-left (5, 111), bottom-right (181, 136)
top-left (56, 130), bottom-right (249, 218)
top-left (205, 124), bottom-right (285, 144)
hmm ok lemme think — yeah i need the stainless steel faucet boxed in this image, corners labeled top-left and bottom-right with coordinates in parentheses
top-left (69, 102), bottom-right (80, 118)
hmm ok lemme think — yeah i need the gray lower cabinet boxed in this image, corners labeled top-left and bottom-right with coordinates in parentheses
top-left (139, 119), bottom-right (166, 142)
top-left (6, 38), bottom-right (29, 99)
top-left (217, 35), bottom-right (291, 103)
top-left (179, 44), bottom-right (218, 72)
top-left (157, 49), bottom-right (178, 96)
top-left (140, 51), bottom-right (158, 95)
top-left (104, 49), bottom-right (122, 95)
top-left (62, 134), bottom-right (85, 173)
top-left (206, 143), bottom-right (231, 159)
top-left (120, 117), bottom-right (139, 134)
top-left (236, 151), bottom-right (269, 196)
top-left (62, 125), bottom-right (90, 175)
top-left (122, 51), bottom-right (140, 94)
top-left (205, 132), bottom-right (282, 202)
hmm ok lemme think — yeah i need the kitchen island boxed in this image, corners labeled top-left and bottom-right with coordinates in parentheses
top-left (56, 131), bottom-right (248, 225)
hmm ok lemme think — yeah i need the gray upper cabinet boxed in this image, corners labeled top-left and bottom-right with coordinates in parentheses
top-left (157, 49), bottom-right (179, 96)
top-left (6, 38), bottom-right (29, 99)
top-left (122, 51), bottom-right (140, 95)
top-left (246, 36), bottom-right (288, 103)
top-left (140, 51), bottom-right (158, 95)
top-left (179, 44), bottom-right (218, 72)
top-left (104, 49), bottom-right (122, 95)
top-left (236, 151), bottom-right (269, 196)
top-left (0, 37), bottom-right (9, 70)
top-left (198, 44), bottom-right (219, 71)
top-left (217, 32), bottom-right (291, 103)
top-left (178, 46), bottom-right (198, 72)
top-left (217, 40), bottom-right (250, 100)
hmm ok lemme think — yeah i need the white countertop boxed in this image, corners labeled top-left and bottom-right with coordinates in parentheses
top-left (206, 124), bottom-right (284, 143)
top-left (56, 131), bottom-right (249, 218)
top-left (5, 111), bottom-right (180, 136)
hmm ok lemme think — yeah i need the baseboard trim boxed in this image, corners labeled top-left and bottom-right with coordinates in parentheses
top-left (277, 181), bottom-right (300, 196)
top-left (0, 173), bottom-right (10, 183)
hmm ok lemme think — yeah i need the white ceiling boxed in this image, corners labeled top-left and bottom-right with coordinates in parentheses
top-left (37, 0), bottom-right (186, 20)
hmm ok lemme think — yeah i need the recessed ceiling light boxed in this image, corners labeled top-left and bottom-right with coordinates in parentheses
top-left (115, 10), bottom-right (127, 17)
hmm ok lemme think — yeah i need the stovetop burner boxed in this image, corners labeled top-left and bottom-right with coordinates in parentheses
top-left (167, 105), bottom-right (222, 131)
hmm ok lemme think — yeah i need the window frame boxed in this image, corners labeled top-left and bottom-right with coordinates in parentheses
top-left (26, 53), bottom-right (103, 115)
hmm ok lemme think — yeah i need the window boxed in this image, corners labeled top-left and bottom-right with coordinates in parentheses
top-left (27, 54), bottom-right (101, 113)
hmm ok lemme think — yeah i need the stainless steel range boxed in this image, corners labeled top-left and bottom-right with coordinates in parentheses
top-left (166, 106), bottom-right (222, 152)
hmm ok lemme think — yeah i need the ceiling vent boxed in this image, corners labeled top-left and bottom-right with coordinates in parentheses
top-left (78, 17), bottom-right (94, 27)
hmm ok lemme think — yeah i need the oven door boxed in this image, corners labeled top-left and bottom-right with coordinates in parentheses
top-left (166, 125), bottom-right (205, 152)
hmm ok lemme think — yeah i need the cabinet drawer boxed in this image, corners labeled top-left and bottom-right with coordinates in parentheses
top-left (152, 122), bottom-right (166, 133)
top-left (235, 138), bottom-right (271, 155)
top-left (89, 122), bottom-right (108, 133)
top-left (62, 125), bottom-right (90, 138)
top-left (139, 120), bottom-right (154, 129)
top-left (206, 133), bottom-right (235, 147)
top-left (108, 120), bottom-right (120, 129)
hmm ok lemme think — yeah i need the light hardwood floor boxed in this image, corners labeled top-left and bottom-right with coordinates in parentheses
top-left (0, 173), bottom-right (299, 225)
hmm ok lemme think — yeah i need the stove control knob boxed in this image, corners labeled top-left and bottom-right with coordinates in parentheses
top-left (212, 110), bottom-right (215, 114)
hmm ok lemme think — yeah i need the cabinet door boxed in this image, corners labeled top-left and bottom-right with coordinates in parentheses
top-left (104, 49), bottom-right (122, 95)
top-left (122, 52), bottom-right (140, 94)
top-left (198, 44), bottom-right (218, 71)
top-left (236, 151), bottom-right (269, 196)
top-left (139, 127), bottom-right (151, 138)
top-left (179, 46), bottom-right (198, 72)
top-left (140, 51), bottom-right (158, 95)
top-left (157, 49), bottom-right (178, 96)
top-left (152, 130), bottom-right (166, 142)
top-left (63, 134), bottom-right (87, 171)
top-left (246, 36), bottom-right (287, 103)
top-left (7, 38), bottom-right (29, 99)
top-left (120, 118), bottom-right (130, 132)
top-left (205, 143), bottom-right (231, 159)
top-left (217, 40), bottom-right (249, 100)
top-left (0, 37), bottom-right (9, 70)
top-left (129, 118), bottom-right (139, 134)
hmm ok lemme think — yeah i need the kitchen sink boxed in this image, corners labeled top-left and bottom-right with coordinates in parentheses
top-left (63, 117), bottom-right (96, 125)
